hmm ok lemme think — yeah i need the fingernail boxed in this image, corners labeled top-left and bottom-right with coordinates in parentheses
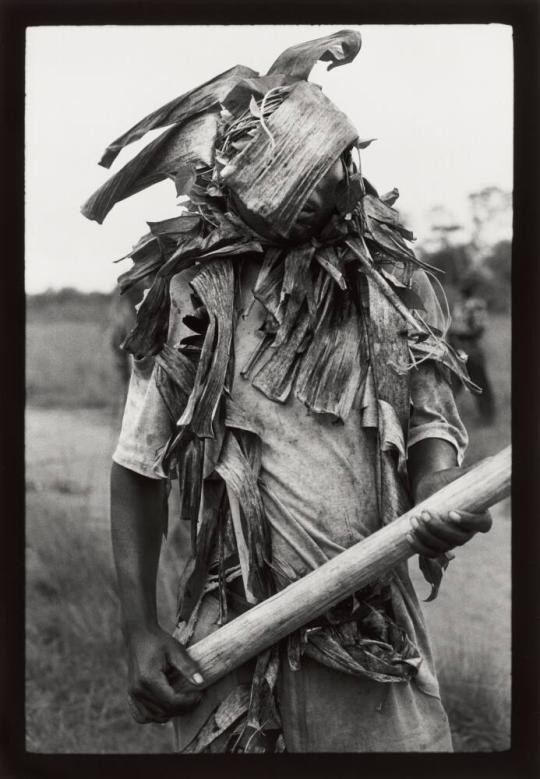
top-left (409, 516), bottom-right (418, 528)
top-left (192, 673), bottom-right (204, 686)
top-left (449, 511), bottom-right (461, 520)
top-left (421, 511), bottom-right (431, 521)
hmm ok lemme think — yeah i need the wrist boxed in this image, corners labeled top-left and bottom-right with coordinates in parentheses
top-left (115, 577), bottom-right (160, 642)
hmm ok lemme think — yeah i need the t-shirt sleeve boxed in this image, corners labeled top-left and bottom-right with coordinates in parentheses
top-left (112, 354), bottom-right (173, 479)
top-left (112, 268), bottom-right (198, 479)
top-left (406, 270), bottom-right (469, 465)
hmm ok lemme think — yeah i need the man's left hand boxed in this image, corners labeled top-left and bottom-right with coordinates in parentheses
top-left (408, 467), bottom-right (492, 558)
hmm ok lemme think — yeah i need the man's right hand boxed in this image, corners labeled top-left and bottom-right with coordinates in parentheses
top-left (125, 626), bottom-right (204, 724)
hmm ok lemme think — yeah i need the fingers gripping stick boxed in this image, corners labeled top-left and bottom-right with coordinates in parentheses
top-left (407, 507), bottom-right (492, 558)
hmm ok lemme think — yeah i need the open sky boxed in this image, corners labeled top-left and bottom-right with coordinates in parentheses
top-left (25, 24), bottom-right (513, 293)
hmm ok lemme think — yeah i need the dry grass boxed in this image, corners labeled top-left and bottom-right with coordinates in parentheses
top-left (26, 490), bottom-right (177, 752)
top-left (438, 652), bottom-right (510, 751)
top-left (424, 311), bottom-right (511, 751)
top-left (26, 321), bottom-right (121, 409)
top-left (411, 497), bottom-right (511, 752)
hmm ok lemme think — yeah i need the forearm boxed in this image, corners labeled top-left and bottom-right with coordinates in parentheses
top-left (408, 438), bottom-right (458, 502)
top-left (110, 461), bottom-right (166, 638)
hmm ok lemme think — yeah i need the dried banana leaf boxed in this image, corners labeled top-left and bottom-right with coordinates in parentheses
top-left (183, 684), bottom-right (251, 753)
top-left (221, 81), bottom-right (358, 237)
top-left (147, 213), bottom-right (201, 239)
top-left (315, 245), bottom-right (347, 290)
top-left (393, 285), bottom-right (426, 312)
top-left (295, 283), bottom-right (364, 420)
top-left (253, 247), bottom-right (284, 297)
top-left (363, 194), bottom-right (414, 241)
top-left (155, 343), bottom-right (197, 400)
top-left (221, 75), bottom-right (288, 117)
top-left (118, 215), bottom-right (203, 292)
top-left (117, 246), bottom-right (164, 293)
top-left (182, 305), bottom-right (210, 335)
top-left (380, 188), bottom-right (400, 206)
top-left (273, 246), bottom-right (314, 346)
top-left (365, 218), bottom-right (416, 263)
top-left (363, 194), bottom-right (401, 228)
top-left (252, 256), bottom-right (288, 323)
top-left (360, 273), bottom-right (411, 432)
top-left (224, 396), bottom-right (264, 443)
top-left (418, 553), bottom-right (453, 602)
top-left (174, 165), bottom-right (197, 197)
top-left (239, 332), bottom-right (274, 380)
top-left (358, 366), bottom-right (377, 432)
top-left (99, 65), bottom-right (257, 168)
top-left (122, 275), bottom-right (169, 357)
top-left (202, 399), bottom-right (228, 480)
top-left (244, 648), bottom-right (280, 743)
top-left (377, 399), bottom-right (407, 475)
top-left (159, 228), bottom-right (262, 281)
top-left (409, 331), bottom-right (481, 393)
top-left (215, 432), bottom-right (270, 601)
top-left (377, 262), bottom-right (411, 290)
top-left (251, 308), bottom-right (311, 402)
top-left (178, 260), bottom-right (235, 438)
top-left (82, 113), bottom-right (219, 224)
top-left (335, 172), bottom-right (365, 217)
top-left (178, 436), bottom-right (205, 528)
top-left (303, 631), bottom-right (401, 683)
top-left (114, 232), bottom-right (156, 264)
top-left (267, 29), bottom-right (362, 80)
top-left (179, 479), bottom-right (227, 620)
top-left (304, 622), bottom-right (420, 684)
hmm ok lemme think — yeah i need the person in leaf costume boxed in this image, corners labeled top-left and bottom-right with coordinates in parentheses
top-left (85, 30), bottom-right (491, 752)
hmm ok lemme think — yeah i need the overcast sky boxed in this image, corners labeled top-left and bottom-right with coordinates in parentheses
top-left (25, 24), bottom-right (513, 293)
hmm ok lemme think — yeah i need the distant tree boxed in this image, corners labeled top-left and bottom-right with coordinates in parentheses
top-left (468, 186), bottom-right (512, 262)
top-left (418, 188), bottom-right (511, 313)
top-left (421, 204), bottom-right (469, 255)
top-left (482, 239), bottom-right (511, 312)
top-left (27, 288), bottom-right (114, 323)
top-left (55, 287), bottom-right (81, 303)
top-left (423, 244), bottom-right (470, 286)
top-left (484, 239), bottom-right (511, 285)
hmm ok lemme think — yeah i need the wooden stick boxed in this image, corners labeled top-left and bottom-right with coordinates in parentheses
top-left (178, 446), bottom-right (511, 691)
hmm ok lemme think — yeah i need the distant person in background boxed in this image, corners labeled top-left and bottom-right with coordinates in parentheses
top-left (449, 274), bottom-right (496, 424)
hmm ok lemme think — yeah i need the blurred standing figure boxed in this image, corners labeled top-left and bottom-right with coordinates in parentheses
top-left (449, 278), bottom-right (496, 424)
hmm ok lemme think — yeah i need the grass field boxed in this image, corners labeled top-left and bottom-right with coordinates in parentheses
top-left (25, 305), bottom-right (511, 753)
top-left (26, 321), bottom-right (119, 409)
